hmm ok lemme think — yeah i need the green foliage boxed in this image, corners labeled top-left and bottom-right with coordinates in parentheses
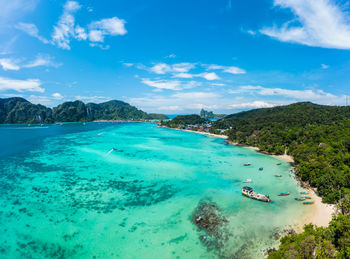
top-left (0, 97), bottom-right (53, 124)
top-left (53, 100), bottom-right (89, 122)
top-left (213, 102), bottom-right (350, 203)
top-left (268, 215), bottom-right (350, 259)
top-left (147, 113), bottom-right (169, 120)
top-left (161, 115), bottom-right (209, 128)
top-left (0, 97), bottom-right (167, 123)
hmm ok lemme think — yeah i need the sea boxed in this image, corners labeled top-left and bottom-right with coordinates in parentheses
top-left (0, 122), bottom-right (310, 258)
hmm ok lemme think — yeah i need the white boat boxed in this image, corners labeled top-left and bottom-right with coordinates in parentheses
top-left (243, 179), bottom-right (252, 183)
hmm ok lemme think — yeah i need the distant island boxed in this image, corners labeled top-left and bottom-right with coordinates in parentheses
top-left (161, 102), bottom-right (350, 258)
top-left (199, 109), bottom-right (226, 119)
top-left (0, 97), bottom-right (168, 124)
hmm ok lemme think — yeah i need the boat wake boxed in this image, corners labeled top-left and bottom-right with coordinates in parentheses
top-left (105, 148), bottom-right (117, 156)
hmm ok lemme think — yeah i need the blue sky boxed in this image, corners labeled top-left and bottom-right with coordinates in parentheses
top-left (0, 0), bottom-right (350, 113)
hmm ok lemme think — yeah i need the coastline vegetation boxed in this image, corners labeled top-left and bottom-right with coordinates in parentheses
top-left (161, 114), bottom-right (209, 128)
top-left (212, 102), bottom-right (350, 204)
top-left (162, 102), bottom-right (350, 258)
top-left (0, 97), bottom-right (168, 124)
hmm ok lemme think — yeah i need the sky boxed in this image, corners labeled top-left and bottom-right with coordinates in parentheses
top-left (0, 0), bottom-right (350, 114)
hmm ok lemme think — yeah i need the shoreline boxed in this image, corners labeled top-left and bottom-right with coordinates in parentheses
top-left (163, 126), bottom-right (336, 232)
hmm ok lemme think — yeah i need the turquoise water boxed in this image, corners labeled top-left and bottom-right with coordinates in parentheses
top-left (0, 122), bottom-right (309, 258)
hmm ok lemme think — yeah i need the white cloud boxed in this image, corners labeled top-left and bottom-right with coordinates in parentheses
top-left (123, 63), bottom-right (134, 67)
top-left (200, 72), bottom-right (220, 81)
top-left (141, 78), bottom-right (201, 91)
top-left (261, 0), bottom-right (350, 49)
top-left (75, 25), bottom-right (88, 40)
top-left (211, 83), bottom-right (225, 86)
top-left (172, 63), bottom-right (195, 73)
top-left (88, 30), bottom-right (104, 42)
top-left (17, 1), bottom-right (127, 50)
top-left (52, 1), bottom-right (82, 50)
top-left (228, 85), bottom-right (345, 104)
top-left (238, 85), bottom-right (336, 100)
top-left (321, 64), bottom-right (329, 69)
top-left (88, 17), bottom-right (127, 42)
top-left (128, 91), bottom-right (220, 113)
top-left (150, 63), bottom-right (172, 74)
top-left (15, 22), bottom-right (49, 44)
top-left (208, 64), bottom-right (246, 74)
top-left (0, 54), bottom-right (61, 70)
top-left (75, 95), bottom-right (112, 103)
top-left (0, 58), bottom-right (20, 70)
top-left (165, 54), bottom-right (176, 58)
top-left (150, 62), bottom-right (195, 74)
top-left (0, 77), bottom-right (44, 93)
top-left (247, 30), bottom-right (256, 36)
top-left (230, 101), bottom-right (275, 109)
top-left (173, 73), bottom-right (194, 79)
top-left (172, 71), bottom-right (220, 81)
top-left (23, 54), bottom-right (61, 68)
top-left (52, 92), bottom-right (63, 99)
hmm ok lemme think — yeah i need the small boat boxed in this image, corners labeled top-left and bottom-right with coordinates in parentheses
top-left (303, 196), bottom-right (311, 199)
top-left (278, 192), bottom-right (290, 196)
top-left (258, 167), bottom-right (263, 171)
top-left (295, 197), bottom-right (306, 201)
top-left (303, 201), bottom-right (314, 205)
top-left (242, 186), bottom-right (271, 203)
top-left (244, 163), bottom-right (251, 166)
top-left (276, 163), bottom-right (282, 165)
top-left (274, 174), bottom-right (282, 177)
top-left (243, 179), bottom-right (252, 183)
top-left (300, 191), bottom-right (308, 195)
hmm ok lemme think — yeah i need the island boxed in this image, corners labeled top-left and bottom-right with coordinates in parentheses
top-left (161, 102), bottom-right (350, 258)
top-left (0, 97), bottom-right (168, 124)
top-left (199, 109), bottom-right (226, 119)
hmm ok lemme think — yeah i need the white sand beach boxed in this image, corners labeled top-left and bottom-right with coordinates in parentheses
top-left (171, 127), bottom-right (335, 232)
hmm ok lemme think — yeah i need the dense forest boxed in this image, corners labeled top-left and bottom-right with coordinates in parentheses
top-left (0, 97), bottom-right (168, 124)
top-left (212, 102), bottom-right (350, 204)
top-left (161, 114), bottom-right (208, 128)
top-left (163, 102), bottom-right (350, 257)
top-left (268, 212), bottom-right (350, 258)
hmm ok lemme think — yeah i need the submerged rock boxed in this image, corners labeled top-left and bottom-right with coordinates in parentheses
top-left (191, 201), bottom-right (229, 251)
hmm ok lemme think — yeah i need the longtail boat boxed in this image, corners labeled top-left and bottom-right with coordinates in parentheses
top-left (244, 163), bottom-right (251, 166)
top-left (295, 197), bottom-right (306, 201)
top-left (300, 191), bottom-right (308, 195)
top-left (303, 201), bottom-right (314, 205)
top-left (242, 186), bottom-right (271, 203)
top-left (274, 174), bottom-right (282, 177)
top-left (278, 192), bottom-right (290, 196)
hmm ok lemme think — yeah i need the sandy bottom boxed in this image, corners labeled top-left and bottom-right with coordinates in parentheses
top-left (173, 128), bottom-right (335, 232)
top-left (294, 188), bottom-right (335, 233)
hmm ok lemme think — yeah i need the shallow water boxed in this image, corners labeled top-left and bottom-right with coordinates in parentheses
top-left (0, 122), bottom-right (309, 258)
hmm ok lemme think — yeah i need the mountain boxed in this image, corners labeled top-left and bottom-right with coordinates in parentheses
top-left (0, 97), bottom-right (168, 124)
top-left (0, 97), bottom-right (53, 124)
top-left (199, 109), bottom-right (226, 119)
top-left (213, 102), bottom-right (350, 203)
top-left (53, 100), bottom-right (89, 122)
